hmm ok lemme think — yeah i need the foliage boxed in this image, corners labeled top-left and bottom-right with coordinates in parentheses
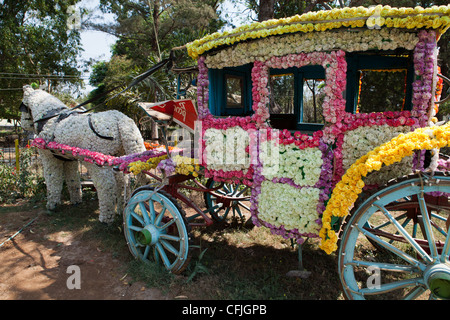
top-left (0, 146), bottom-right (46, 204)
top-left (94, 0), bottom-right (226, 67)
top-left (0, 0), bottom-right (84, 122)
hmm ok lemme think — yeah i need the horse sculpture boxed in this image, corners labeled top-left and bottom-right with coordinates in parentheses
top-left (20, 85), bottom-right (147, 224)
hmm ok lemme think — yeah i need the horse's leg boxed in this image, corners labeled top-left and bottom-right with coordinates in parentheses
top-left (85, 163), bottom-right (117, 224)
top-left (63, 160), bottom-right (82, 205)
top-left (39, 149), bottom-right (64, 210)
top-left (114, 171), bottom-right (126, 213)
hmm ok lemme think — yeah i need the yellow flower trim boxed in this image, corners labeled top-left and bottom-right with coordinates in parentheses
top-left (186, 5), bottom-right (450, 59)
top-left (128, 155), bottom-right (168, 175)
top-left (318, 123), bottom-right (450, 255)
top-left (173, 155), bottom-right (201, 177)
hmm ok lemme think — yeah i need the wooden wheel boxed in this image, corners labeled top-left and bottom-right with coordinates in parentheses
top-left (339, 172), bottom-right (450, 300)
top-left (123, 187), bottom-right (191, 274)
top-left (203, 178), bottom-right (251, 223)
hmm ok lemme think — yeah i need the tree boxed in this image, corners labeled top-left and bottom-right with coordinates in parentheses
top-left (0, 0), bottom-right (84, 122)
top-left (91, 0), bottom-right (226, 67)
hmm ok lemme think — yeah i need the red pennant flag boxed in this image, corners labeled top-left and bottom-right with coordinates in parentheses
top-left (172, 100), bottom-right (198, 132)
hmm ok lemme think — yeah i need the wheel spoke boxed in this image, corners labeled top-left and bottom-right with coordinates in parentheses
top-left (160, 234), bottom-right (180, 242)
top-left (236, 186), bottom-right (249, 197)
top-left (130, 211), bottom-right (145, 226)
top-left (417, 194), bottom-right (439, 260)
top-left (155, 204), bottom-right (167, 226)
top-left (159, 218), bottom-right (176, 231)
top-left (143, 245), bottom-right (151, 260)
top-left (234, 204), bottom-right (243, 218)
top-left (441, 231), bottom-right (450, 263)
top-left (346, 260), bottom-right (420, 274)
top-left (155, 243), bottom-right (172, 269)
top-left (129, 225), bottom-right (142, 232)
top-left (238, 201), bottom-right (251, 211)
top-left (356, 277), bottom-right (425, 296)
top-left (357, 224), bottom-right (424, 269)
top-left (373, 203), bottom-right (433, 264)
top-left (222, 207), bottom-right (231, 220)
top-left (404, 286), bottom-right (428, 300)
top-left (148, 200), bottom-right (156, 224)
top-left (161, 239), bottom-right (180, 256)
top-left (139, 202), bottom-right (150, 225)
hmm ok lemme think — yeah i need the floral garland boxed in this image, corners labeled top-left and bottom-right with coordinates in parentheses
top-left (31, 137), bottom-right (174, 175)
top-left (340, 124), bottom-right (413, 186)
top-left (127, 154), bottom-right (168, 175)
top-left (187, 5), bottom-right (450, 59)
top-left (319, 122), bottom-right (450, 255)
top-left (204, 29), bottom-right (419, 69)
top-left (172, 155), bottom-right (201, 177)
top-left (31, 138), bottom-right (117, 166)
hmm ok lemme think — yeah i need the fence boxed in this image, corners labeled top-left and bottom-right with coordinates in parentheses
top-left (1, 141), bottom-right (91, 183)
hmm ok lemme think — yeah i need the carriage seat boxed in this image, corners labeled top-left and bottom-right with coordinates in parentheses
top-left (138, 102), bottom-right (173, 125)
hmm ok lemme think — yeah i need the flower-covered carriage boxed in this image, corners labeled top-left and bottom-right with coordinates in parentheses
top-left (29, 5), bottom-right (450, 299)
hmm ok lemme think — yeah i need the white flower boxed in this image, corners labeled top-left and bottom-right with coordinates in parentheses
top-left (260, 141), bottom-right (323, 186)
top-left (257, 181), bottom-right (321, 234)
top-left (342, 124), bottom-right (413, 185)
top-left (204, 127), bottom-right (251, 171)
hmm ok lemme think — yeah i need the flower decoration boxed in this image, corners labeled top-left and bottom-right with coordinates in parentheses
top-left (319, 122), bottom-right (450, 254)
top-left (204, 29), bottom-right (419, 69)
top-left (186, 5), bottom-right (450, 59)
top-left (22, 86), bottom-right (147, 224)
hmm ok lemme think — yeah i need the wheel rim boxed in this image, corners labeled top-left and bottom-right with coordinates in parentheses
top-left (124, 189), bottom-right (190, 274)
top-left (339, 173), bottom-right (450, 300)
top-left (204, 179), bottom-right (251, 222)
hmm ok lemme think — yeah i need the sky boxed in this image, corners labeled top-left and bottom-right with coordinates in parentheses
top-left (78, 0), bottom-right (254, 93)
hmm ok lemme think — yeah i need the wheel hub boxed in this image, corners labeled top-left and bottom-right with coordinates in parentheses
top-left (136, 225), bottom-right (160, 246)
top-left (424, 264), bottom-right (450, 300)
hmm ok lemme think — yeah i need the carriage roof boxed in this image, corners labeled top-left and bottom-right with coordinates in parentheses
top-left (186, 4), bottom-right (450, 61)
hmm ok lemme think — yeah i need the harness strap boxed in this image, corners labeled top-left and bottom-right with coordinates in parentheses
top-left (88, 114), bottom-right (114, 141)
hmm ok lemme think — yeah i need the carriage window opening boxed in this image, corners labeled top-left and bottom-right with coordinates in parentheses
top-left (356, 69), bottom-right (407, 113)
top-left (225, 75), bottom-right (244, 109)
top-left (302, 78), bottom-right (325, 124)
top-left (269, 73), bottom-right (295, 114)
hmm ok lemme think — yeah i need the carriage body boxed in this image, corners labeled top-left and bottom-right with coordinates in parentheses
top-left (186, 5), bottom-right (450, 249)
top-left (120, 5), bottom-right (450, 299)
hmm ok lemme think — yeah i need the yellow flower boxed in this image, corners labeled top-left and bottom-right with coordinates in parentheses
top-left (319, 123), bottom-right (450, 254)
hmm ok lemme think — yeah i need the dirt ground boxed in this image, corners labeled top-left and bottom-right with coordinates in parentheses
top-left (0, 201), bottom-right (170, 300)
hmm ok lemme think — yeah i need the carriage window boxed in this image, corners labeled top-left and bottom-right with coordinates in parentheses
top-left (302, 78), bottom-right (325, 124)
top-left (345, 53), bottom-right (413, 114)
top-left (208, 64), bottom-right (253, 116)
top-left (225, 75), bottom-right (243, 109)
top-left (269, 73), bottom-right (295, 114)
top-left (268, 65), bottom-right (325, 131)
top-left (357, 69), bottom-right (407, 113)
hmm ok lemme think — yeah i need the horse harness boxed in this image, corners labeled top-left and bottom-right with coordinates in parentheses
top-left (20, 102), bottom-right (114, 141)
top-left (20, 102), bottom-right (115, 162)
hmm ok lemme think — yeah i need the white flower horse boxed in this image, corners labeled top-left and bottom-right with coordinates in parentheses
top-left (20, 85), bottom-right (147, 223)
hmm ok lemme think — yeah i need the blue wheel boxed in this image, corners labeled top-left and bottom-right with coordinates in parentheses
top-left (339, 172), bottom-right (450, 300)
top-left (123, 187), bottom-right (191, 274)
top-left (204, 178), bottom-right (251, 223)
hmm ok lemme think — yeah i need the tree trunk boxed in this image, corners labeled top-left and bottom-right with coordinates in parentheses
top-left (258, 0), bottom-right (275, 22)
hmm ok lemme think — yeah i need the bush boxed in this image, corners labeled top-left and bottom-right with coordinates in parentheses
top-left (0, 146), bottom-right (46, 203)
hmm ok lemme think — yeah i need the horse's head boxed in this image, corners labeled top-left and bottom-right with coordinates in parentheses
top-left (20, 85), bottom-right (69, 133)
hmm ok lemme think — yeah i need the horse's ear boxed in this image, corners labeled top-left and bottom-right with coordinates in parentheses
top-left (23, 85), bottom-right (34, 96)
